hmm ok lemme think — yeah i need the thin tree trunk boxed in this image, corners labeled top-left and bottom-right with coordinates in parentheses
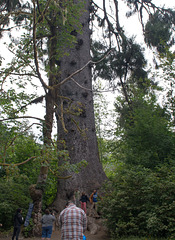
top-left (29, 22), bottom-right (57, 236)
top-left (29, 166), bottom-right (48, 236)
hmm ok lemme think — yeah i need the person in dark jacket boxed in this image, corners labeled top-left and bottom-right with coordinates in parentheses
top-left (80, 192), bottom-right (89, 214)
top-left (12, 208), bottom-right (23, 240)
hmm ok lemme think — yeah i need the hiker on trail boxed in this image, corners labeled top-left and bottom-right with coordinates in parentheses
top-left (80, 192), bottom-right (89, 214)
top-left (89, 189), bottom-right (101, 216)
top-left (59, 191), bottom-right (87, 240)
top-left (74, 188), bottom-right (80, 207)
top-left (12, 208), bottom-right (23, 240)
top-left (41, 209), bottom-right (56, 240)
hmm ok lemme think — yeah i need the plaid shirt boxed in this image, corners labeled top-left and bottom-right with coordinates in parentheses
top-left (59, 203), bottom-right (87, 240)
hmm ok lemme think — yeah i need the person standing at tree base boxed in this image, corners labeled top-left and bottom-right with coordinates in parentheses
top-left (12, 208), bottom-right (23, 240)
top-left (80, 192), bottom-right (89, 214)
top-left (89, 189), bottom-right (101, 216)
top-left (41, 209), bottom-right (56, 240)
top-left (74, 189), bottom-right (80, 207)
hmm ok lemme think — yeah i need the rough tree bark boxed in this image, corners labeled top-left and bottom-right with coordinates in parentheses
top-left (29, 166), bottom-right (48, 236)
top-left (53, 0), bottom-right (107, 212)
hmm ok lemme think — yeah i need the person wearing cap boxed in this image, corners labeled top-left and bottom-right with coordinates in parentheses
top-left (12, 208), bottom-right (23, 240)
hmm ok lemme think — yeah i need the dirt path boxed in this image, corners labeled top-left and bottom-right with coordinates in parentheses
top-left (0, 230), bottom-right (110, 240)
top-left (51, 229), bottom-right (110, 240)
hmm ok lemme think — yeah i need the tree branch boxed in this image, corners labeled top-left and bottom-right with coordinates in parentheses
top-left (32, 0), bottom-right (51, 92)
top-left (0, 156), bottom-right (36, 167)
top-left (0, 116), bottom-right (44, 122)
top-left (71, 77), bottom-right (92, 92)
top-left (54, 49), bottom-right (114, 88)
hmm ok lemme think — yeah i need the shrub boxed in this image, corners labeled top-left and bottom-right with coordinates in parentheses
top-left (99, 165), bottom-right (175, 239)
top-left (0, 180), bottom-right (31, 230)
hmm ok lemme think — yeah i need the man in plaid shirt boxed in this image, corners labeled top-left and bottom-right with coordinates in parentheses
top-left (59, 192), bottom-right (87, 240)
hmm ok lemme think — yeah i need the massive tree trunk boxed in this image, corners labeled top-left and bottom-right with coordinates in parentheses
top-left (53, 0), bottom-right (107, 212)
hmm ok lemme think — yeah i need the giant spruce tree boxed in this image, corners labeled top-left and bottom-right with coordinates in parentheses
top-left (52, 0), bottom-right (107, 211)
top-left (0, 0), bottom-right (175, 236)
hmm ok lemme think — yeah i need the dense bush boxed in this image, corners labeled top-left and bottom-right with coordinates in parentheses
top-left (99, 165), bottom-right (175, 239)
top-left (0, 179), bottom-right (31, 229)
top-left (0, 130), bottom-right (41, 230)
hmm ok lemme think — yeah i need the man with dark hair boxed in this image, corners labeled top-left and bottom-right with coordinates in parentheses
top-left (41, 209), bottom-right (56, 240)
top-left (59, 192), bottom-right (87, 240)
top-left (12, 208), bottom-right (23, 240)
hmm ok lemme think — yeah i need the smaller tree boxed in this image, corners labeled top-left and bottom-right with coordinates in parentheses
top-left (114, 90), bottom-right (175, 169)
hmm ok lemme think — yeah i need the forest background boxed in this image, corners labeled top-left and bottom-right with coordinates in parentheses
top-left (0, 0), bottom-right (175, 239)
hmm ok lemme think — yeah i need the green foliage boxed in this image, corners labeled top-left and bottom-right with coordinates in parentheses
top-left (127, 103), bottom-right (174, 168)
top-left (29, 0), bottom-right (85, 72)
top-left (0, 0), bottom-right (86, 126)
top-left (0, 65), bottom-right (39, 119)
top-left (0, 179), bottom-right (31, 230)
top-left (99, 48), bottom-right (175, 237)
top-left (93, 81), bottom-right (117, 167)
top-left (100, 165), bottom-right (175, 239)
top-left (114, 89), bottom-right (175, 169)
top-left (0, 122), bottom-right (42, 230)
top-left (35, 141), bottom-right (88, 207)
top-left (22, 218), bottom-right (34, 238)
top-left (0, 121), bottom-right (87, 229)
top-left (0, 0), bottom-right (22, 36)
top-left (144, 10), bottom-right (175, 53)
top-left (157, 48), bottom-right (175, 124)
top-left (92, 38), bottom-right (147, 84)
top-left (0, 0), bottom-right (20, 12)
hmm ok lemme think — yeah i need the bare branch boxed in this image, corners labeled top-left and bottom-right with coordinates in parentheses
top-left (0, 23), bottom-right (29, 32)
top-left (54, 49), bottom-right (114, 88)
top-left (0, 10), bottom-right (31, 26)
top-left (36, 0), bottom-right (52, 25)
top-left (0, 71), bottom-right (38, 78)
top-left (6, 46), bottom-right (37, 75)
top-left (0, 156), bottom-right (36, 167)
top-left (48, 167), bottom-right (72, 179)
top-left (15, 95), bottom-right (45, 114)
top-left (71, 77), bottom-right (92, 92)
top-left (0, 116), bottom-right (44, 122)
top-left (1, 122), bottom-right (42, 163)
